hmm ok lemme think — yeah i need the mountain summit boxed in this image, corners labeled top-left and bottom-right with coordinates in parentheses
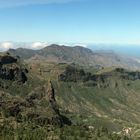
top-left (8, 44), bottom-right (140, 70)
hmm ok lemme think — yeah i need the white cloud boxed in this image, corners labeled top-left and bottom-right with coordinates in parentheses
top-left (31, 42), bottom-right (46, 49)
top-left (73, 43), bottom-right (88, 48)
top-left (0, 0), bottom-right (80, 8)
top-left (0, 42), bottom-right (13, 51)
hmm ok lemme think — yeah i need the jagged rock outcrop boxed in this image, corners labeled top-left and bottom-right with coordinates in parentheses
top-left (25, 81), bottom-right (71, 127)
top-left (46, 81), bottom-right (71, 126)
top-left (0, 54), bottom-right (28, 85)
top-left (0, 54), bottom-right (17, 65)
top-left (0, 66), bottom-right (28, 83)
top-left (47, 81), bottom-right (56, 102)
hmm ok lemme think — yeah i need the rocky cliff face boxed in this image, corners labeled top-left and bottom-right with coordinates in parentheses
top-left (45, 81), bottom-right (71, 126)
top-left (0, 66), bottom-right (28, 83)
top-left (59, 65), bottom-right (140, 88)
top-left (0, 54), bottom-right (17, 65)
top-left (47, 81), bottom-right (58, 115)
top-left (0, 54), bottom-right (28, 87)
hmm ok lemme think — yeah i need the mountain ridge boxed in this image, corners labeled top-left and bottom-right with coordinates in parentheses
top-left (8, 44), bottom-right (140, 70)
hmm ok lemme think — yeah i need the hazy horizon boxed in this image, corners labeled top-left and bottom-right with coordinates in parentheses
top-left (0, 41), bottom-right (140, 58)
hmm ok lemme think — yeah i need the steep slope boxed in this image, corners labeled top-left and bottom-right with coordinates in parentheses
top-left (0, 54), bottom-right (71, 130)
top-left (25, 61), bottom-right (140, 132)
top-left (1, 57), bottom-right (140, 139)
top-left (57, 66), bottom-right (140, 121)
top-left (8, 44), bottom-right (140, 70)
top-left (9, 48), bottom-right (37, 59)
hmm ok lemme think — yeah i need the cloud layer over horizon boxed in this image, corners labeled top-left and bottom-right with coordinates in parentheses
top-left (0, 42), bottom-right (47, 51)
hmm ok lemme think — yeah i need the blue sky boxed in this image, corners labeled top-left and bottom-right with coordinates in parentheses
top-left (0, 0), bottom-right (140, 45)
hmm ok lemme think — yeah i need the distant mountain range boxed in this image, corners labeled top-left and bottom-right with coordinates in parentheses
top-left (8, 44), bottom-right (140, 70)
top-left (1, 42), bottom-right (140, 57)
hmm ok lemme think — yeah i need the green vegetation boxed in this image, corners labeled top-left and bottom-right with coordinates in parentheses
top-left (0, 119), bottom-right (136, 140)
top-left (1, 52), bottom-right (140, 139)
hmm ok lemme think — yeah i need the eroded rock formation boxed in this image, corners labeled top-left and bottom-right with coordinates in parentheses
top-left (0, 54), bottom-right (17, 65)
top-left (0, 54), bottom-right (28, 85)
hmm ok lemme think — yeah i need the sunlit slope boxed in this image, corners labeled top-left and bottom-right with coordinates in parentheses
top-left (27, 61), bottom-right (140, 126)
top-left (1, 56), bottom-right (140, 133)
top-left (54, 80), bottom-right (140, 122)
